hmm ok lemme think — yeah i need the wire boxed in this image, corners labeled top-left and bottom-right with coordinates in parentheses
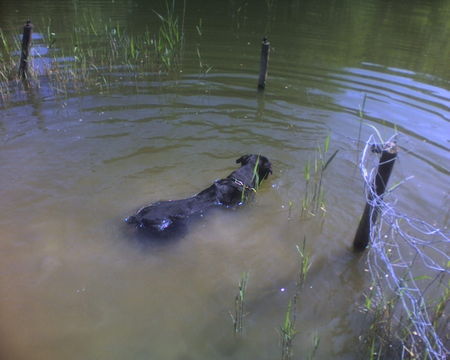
top-left (360, 134), bottom-right (449, 360)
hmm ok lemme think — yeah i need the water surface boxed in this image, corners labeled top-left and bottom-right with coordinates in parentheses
top-left (1, 0), bottom-right (449, 359)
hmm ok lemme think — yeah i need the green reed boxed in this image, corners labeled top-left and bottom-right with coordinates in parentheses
top-left (251, 155), bottom-right (261, 191)
top-left (0, 27), bottom-right (40, 102)
top-left (361, 286), bottom-right (408, 359)
top-left (307, 331), bottom-right (320, 360)
top-left (238, 156), bottom-right (260, 204)
top-left (195, 18), bottom-right (212, 75)
top-left (301, 135), bottom-right (338, 217)
top-left (0, 28), bottom-right (19, 102)
top-left (296, 237), bottom-right (312, 290)
top-left (431, 279), bottom-right (449, 331)
top-left (153, 0), bottom-right (183, 71)
top-left (223, 241), bottom-right (317, 357)
top-left (231, 271), bottom-right (249, 335)
top-left (360, 275), bottom-right (449, 359)
top-left (1, 2), bottom-right (186, 102)
top-left (279, 239), bottom-right (316, 360)
top-left (356, 93), bottom-right (367, 152)
top-left (280, 298), bottom-right (297, 360)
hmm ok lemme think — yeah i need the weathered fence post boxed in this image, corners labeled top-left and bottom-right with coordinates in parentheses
top-left (19, 20), bottom-right (33, 79)
top-left (353, 141), bottom-right (398, 251)
top-left (257, 37), bottom-right (270, 90)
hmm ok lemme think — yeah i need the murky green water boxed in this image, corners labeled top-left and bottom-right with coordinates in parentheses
top-left (1, 1), bottom-right (449, 359)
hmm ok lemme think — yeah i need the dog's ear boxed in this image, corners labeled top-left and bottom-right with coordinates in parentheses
top-left (236, 155), bottom-right (250, 165)
top-left (258, 156), bottom-right (273, 179)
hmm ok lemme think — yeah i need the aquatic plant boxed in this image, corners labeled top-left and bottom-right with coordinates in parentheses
top-left (296, 237), bottom-right (311, 290)
top-left (301, 135), bottom-right (338, 217)
top-left (153, 0), bottom-right (183, 71)
top-left (0, 29), bottom-right (15, 77)
top-left (251, 155), bottom-right (261, 191)
top-left (0, 25), bottom-right (41, 103)
top-left (279, 239), bottom-right (315, 360)
top-left (361, 286), bottom-right (400, 359)
top-left (238, 155), bottom-right (260, 204)
top-left (195, 18), bottom-right (212, 75)
top-left (230, 271), bottom-right (249, 335)
top-left (307, 331), bottom-right (320, 360)
top-left (356, 94), bottom-right (367, 148)
top-left (0, 1), bottom-right (186, 102)
top-left (362, 275), bottom-right (450, 360)
top-left (0, 28), bottom-right (19, 102)
top-left (430, 279), bottom-right (449, 331)
top-left (280, 298), bottom-right (297, 360)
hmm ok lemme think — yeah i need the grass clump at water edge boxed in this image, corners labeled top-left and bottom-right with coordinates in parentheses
top-left (0, 1), bottom-right (185, 102)
top-left (0, 28), bottom-right (29, 102)
top-left (153, 0), bottom-right (184, 71)
top-left (361, 275), bottom-right (450, 360)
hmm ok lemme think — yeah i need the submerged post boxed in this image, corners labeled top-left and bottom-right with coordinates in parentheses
top-left (19, 20), bottom-right (33, 79)
top-left (257, 37), bottom-right (270, 90)
top-left (353, 141), bottom-right (398, 251)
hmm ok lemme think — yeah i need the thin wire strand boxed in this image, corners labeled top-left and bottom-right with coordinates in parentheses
top-left (360, 135), bottom-right (449, 360)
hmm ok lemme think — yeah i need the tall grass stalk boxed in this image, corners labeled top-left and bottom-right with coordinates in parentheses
top-left (238, 155), bottom-right (259, 204)
top-left (301, 136), bottom-right (338, 217)
top-left (279, 239), bottom-right (316, 360)
top-left (307, 331), bottom-right (320, 360)
top-left (362, 287), bottom-right (399, 358)
top-left (361, 279), bottom-right (450, 359)
top-left (360, 262), bottom-right (450, 359)
top-left (0, 28), bottom-right (19, 102)
top-left (431, 279), bottom-right (449, 331)
top-left (251, 155), bottom-right (261, 191)
top-left (356, 94), bottom-right (367, 146)
top-left (0, 27), bottom-right (40, 102)
top-left (280, 298), bottom-right (298, 360)
top-left (231, 271), bottom-right (249, 335)
top-left (195, 46), bottom-right (212, 75)
top-left (153, 0), bottom-right (183, 71)
top-left (1, 3), bottom-right (186, 102)
top-left (195, 18), bottom-right (212, 75)
top-left (296, 237), bottom-right (312, 290)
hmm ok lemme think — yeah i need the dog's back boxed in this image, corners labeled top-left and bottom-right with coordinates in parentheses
top-left (125, 154), bottom-right (272, 239)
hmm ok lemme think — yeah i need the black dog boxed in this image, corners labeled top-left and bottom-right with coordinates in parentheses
top-left (125, 154), bottom-right (272, 238)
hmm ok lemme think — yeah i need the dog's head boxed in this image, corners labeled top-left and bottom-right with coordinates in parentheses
top-left (236, 154), bottom-right (273, 182)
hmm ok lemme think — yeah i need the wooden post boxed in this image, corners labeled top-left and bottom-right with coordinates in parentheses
top-left (19, 20), bottom-right (33, 79)
top-left (353, 142), bottom-right (398, 251)
top-left (257, 37), bottom-right (270, 90)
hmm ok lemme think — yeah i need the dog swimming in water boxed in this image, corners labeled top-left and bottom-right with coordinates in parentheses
top-left (125, 154), bottom-right (272, 239)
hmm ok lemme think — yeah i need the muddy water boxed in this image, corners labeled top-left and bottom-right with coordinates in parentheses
top-left (1, 0), bottom-right (449, 359)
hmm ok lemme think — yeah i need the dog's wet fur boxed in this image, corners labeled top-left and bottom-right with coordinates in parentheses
top-left (125, 154), bottom-right (272, 240)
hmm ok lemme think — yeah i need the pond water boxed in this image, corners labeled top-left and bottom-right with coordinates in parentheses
top-left (0, 0), bottom-right (449, 359)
